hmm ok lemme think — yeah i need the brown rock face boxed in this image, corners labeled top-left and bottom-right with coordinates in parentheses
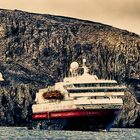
top-left (0, 9), bottom-right (139, 127)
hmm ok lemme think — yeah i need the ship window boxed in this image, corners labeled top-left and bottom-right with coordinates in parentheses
top-left (68, 88), bottom-right (124, 93)
top-left (74, 83), bottom-right (117, 87)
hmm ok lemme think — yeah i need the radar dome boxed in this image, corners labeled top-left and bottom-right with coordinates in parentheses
top-left (70, 62), bottom-right (79, 70)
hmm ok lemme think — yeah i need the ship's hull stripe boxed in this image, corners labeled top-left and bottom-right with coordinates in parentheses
top-left (32, 109), bottom-right (121, 120)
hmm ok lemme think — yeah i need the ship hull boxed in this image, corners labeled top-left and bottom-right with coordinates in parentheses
top-left (32, 108), bottom-right (121, 131)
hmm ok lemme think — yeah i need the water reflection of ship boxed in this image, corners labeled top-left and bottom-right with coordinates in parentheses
top-left (32, 59), bottom-right (126, 131)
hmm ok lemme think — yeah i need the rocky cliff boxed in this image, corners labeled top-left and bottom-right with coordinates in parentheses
top-left (0, 9), bottom-right (139, 127)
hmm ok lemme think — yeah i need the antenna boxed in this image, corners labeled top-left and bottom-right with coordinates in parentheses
top-left (82, 59), bottom-right (89, 74)
top-left (83, 59), bottom-right (86, 66)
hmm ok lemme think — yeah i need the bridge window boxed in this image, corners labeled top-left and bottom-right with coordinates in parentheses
top-left (68, 88), bottom-right (124, 93)
top-left (74, 83), bottom-right (117, 87)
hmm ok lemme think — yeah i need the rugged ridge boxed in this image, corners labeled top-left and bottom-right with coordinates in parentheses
top-left (0, 9), bottom-right (139, 127)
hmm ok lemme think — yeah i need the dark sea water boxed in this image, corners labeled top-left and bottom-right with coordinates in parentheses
top-left (0, 127), bottom-right (139, 140)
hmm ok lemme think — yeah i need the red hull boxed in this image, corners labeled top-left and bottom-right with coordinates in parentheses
top-left (32, 109), bottom-right (121, 130)
top-left (32, 109), bottom-right (120, 120)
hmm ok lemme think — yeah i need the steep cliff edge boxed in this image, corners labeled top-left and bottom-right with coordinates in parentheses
top-left (0, 9), bottom-right (139, 127)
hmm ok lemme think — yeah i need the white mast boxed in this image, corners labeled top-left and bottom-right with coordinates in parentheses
top-left (82, 59), bottom-right (89, 75)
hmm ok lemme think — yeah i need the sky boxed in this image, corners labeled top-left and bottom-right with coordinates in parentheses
top-left (0, 0), bottom-right (140, 35)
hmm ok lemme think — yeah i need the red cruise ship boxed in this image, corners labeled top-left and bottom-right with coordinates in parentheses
top-left (32, 59), bottom-right (126, 130)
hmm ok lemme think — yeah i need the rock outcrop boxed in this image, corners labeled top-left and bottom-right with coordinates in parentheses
top-left (0, 9), bottom-right (139, 127)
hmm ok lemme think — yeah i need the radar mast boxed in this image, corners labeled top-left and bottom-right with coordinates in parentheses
top-left (82, 59), bottom-right (89, 75)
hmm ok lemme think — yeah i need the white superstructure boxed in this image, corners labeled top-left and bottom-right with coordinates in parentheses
top-left (32, 59), bottom-right (126, 114)
top-left (0, 72), bottom-right (4, 81)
